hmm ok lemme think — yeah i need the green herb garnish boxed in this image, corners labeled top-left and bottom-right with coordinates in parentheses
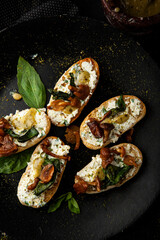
top-left (103, 95), bottom-right (126, 118)
top-left (48, 89), bottom-right (72, 100)
top-left (101, 164), bottom-right (131, 189)
top-left (34, 173), bottom-right (56, 196)
top-left (69, 72), bottom-right (76, 87)
top-left (5, 127), bottom-right (39, 143)
top-left (48, 192), bottom-right (80, 214)
top-left (43, 157), bottom-right (60, 172)
top-left (68, 197), bottom-right (80, 214)
top-left (64, 120), bottom-right (69, 126)
top-left (117, 94), bottom-right (126, 111)
top-left (0, 147), bottom-right (34, 174)
top-left (102, 107), bottom-right (107, 114)
top-left (17, 56), bottom-right (46, 108)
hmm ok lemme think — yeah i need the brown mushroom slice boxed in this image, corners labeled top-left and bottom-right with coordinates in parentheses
top-left (39, 164), bottom-right (55, 183)
top-left (0, 134), bottom-right (18, 157)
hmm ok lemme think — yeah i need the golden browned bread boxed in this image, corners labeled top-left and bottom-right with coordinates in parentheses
top-left (47, 58), bottom-right (100, 127)
top-left (74, 143), bottom-right (143, 194)
top-left (17, 136), bottom-right (70, 208)
top-left (80, 95), bottom-right (146, 150)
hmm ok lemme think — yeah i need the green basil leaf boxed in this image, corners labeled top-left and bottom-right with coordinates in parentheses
top-left (105, 164), bottom-right (131, 185)
top-left (48, 195), bottom-right (66, 213)
top-left (34, 173), bottom-right (56, 196)
top-left (48, 89), bottom-right (72, 100)
top-left (69, 72), bottom-right (76, 87)
top-left (68, 197), bottom-right (80, 214)
top-left (65, 192), bottom-right (72, 201)
top-left (109, 95), bottom-right (126, 117)
top-left (48, 192), bottom-right (74, 213)
top-left (114, 165), bottom-right (131, 184)
top-left (5, 127), bottom-right (39, 143)
top-left (17, 56), bottom-right (46, 108)
top-left (0, 147), bottom-right (34, 174)
top-left (53, 159), bottom-right (61, 172)
top-left (117, 94), bottom-right (126, 111)
top-left (43, 158), bottom-right (60, 172)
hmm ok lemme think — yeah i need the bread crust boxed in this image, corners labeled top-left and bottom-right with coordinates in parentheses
top-left (47, 58), bottom-right (100, 127)
top-left (75, 143), bottom-right (143, 194)
top-left (17, 136), bottom-right (69, 208)
top-left (80, 95), bottom-right (146, 150)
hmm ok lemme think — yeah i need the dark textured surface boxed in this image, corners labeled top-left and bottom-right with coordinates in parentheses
top-left (0, 0), bottom-right (78, 31)
top-left (0, 16), bottom-right (160, 240)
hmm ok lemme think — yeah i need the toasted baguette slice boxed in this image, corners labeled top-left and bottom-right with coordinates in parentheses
top-left (80, 95), bottom-right (146, 150)
top-left (74, 143), bottom-right (142, 194)
top-left (1, 108), bottom-right (51, 157)
top-left (17, 136), bottom-right (70, 208)
top-left (47, 58), bottom-right (100, 127)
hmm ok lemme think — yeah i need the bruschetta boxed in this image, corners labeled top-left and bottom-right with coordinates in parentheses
top-left (80, 95), bottom-right (146, 150)
top-left (47, 58), bottom-right (100, 127)
top-left (73, 143), bottom-right (142, 194)
top-left (0, 108), bottom-right (51, 157)
top-left (17, 136), bottom-right (70, 208)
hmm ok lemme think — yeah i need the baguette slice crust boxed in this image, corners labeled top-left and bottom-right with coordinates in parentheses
top-left (47, 58), bottom-right (100, 127)
top-left (3, 108), bottom-right (51, 156)
top-left (17, 136), bottom-right (70, 208)
top-left (74, 143), bottom-right (143, 194)
top-left (80, 95), bottom-right (146, 150)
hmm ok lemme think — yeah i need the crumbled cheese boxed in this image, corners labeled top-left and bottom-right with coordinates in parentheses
top-left (48, 60), bottom-right (98, 125)
top-left (47, 108), bottom-right (79, 126)
top-left (77, 143), bottom-right (142, 183)
top-left (49, 138), bottom-right (70, 156)
top-left (130, 98), bottom-right (142, 117)
top-left (82, 96), bottom-right (143, 147)
top-left (17, 173), bottom-right (46, 208)
top-left (77, 154), bottom-right (102, 182)
top-left (81, 61), bottom-right (97, 90)
top-left (5, 108), bottom-right (48, 147)
top-left (17, 138), bottom-right (70, 208)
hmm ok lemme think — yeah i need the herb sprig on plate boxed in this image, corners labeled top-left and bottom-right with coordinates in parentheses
top-left (0, 147), bottom-right (34, 174)
top-left (48, 192), bottom-right (80, 214)
top-left (17, 56), bottom-right (46, 108)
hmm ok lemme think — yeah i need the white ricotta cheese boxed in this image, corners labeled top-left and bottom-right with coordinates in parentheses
top-left (17, 138), bottom-right (70, 207)
top-left (47, 108), bottom-right (79, 126)
top-left (130, 98), bottom-right (142, 117)
top-left (82, 97), bottom-right (143, 147)
top-left (77, 154), bottom-right (102, 182)
top-left (17, 173), bottom-right (46, 208)
top-left (48, 60), bottom-right (98, 125)
top-left (77, 144), bottom-right (142, 183)
top-left (81, 61), bottom-right (97, 90)
top-left (5, 108), bottom-right (48, 147)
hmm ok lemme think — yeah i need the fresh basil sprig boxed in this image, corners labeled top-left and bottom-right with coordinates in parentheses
top-left (68, 196), bottom-right (80, 214)
top-left (48, 192), bottom-right (80, 214)
top-left (0, 147), bottom-right (34, 174)
top-left (5, 127), bottom-right (39, 143)
top-left (17, 56), bottom-right (46, 108)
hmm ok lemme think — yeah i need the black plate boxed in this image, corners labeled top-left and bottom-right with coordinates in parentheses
top-left (0, 16), bottom-right (160, 240)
